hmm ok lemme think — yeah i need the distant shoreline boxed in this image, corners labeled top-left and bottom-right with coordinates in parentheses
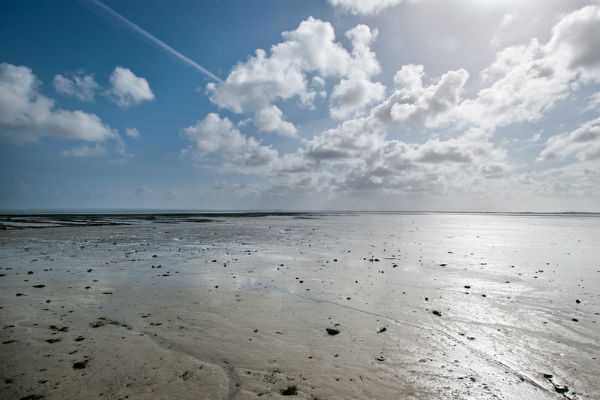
top-left (1, 210), bottom-right (600, 216)
top-left (1, 210), bottom-right (599, 231)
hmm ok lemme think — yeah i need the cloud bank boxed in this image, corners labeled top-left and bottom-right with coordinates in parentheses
top-left (184, 5), bottom-right (600, 207)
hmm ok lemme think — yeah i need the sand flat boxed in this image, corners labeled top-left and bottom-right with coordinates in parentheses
top-left (1, 213), bottom-right (599, 399)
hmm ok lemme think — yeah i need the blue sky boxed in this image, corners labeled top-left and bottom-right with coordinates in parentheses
top-left (1, 0), bottom-right (600, 211)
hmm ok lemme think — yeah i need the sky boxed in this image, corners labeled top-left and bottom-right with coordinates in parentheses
top-left (1, 0), bottom-right (600, 211)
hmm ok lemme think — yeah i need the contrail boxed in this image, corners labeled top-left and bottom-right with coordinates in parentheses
top-left (84, 0), bottom-right (222, 82)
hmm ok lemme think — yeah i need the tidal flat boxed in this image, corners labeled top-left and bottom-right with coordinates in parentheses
top-left (0, 212), bottom-right (599, 399)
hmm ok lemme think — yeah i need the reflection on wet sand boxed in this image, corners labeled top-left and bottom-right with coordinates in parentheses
top-left (1, 213), bottom-right (598, 399)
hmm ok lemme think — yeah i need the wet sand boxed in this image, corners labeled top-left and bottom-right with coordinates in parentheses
top-left (1, 213), bottom-right (599, 399)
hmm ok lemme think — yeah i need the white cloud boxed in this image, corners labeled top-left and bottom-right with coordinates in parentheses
top-left (207, 17), bottom-right (384, 135)
top-left (330, 77), bottom-right (385, 119)
top-left (349, 64), bottom-right (470, 130)
top-left (463, 5), bottom-right (600, 129)
top-left (183, 113), bottom-right (278, 170)
top-left (108, 66), bottom-right (154, 107)
top-left (61, 144), bottom-right (106, 157)
top-left (0, 63), bottom-right (117, 144)
top-left (330, 25), bottom-right (385, 119)
top-left (182, 5), bottom-right (600, 207)
top-left (538, 117), bottom-right (600, 162)
top-left (125, 127), bottom-right (140, 138)
top-left (327, 0), bottom-right (408, 15)
top-left (253, 105), bottom-right (297, 137)
top-left (53, 72), bottom-right (99, 101)
top-left (545, 5), bottom-right (600, 82)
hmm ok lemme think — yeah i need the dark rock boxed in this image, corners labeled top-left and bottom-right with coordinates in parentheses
top-left (432, 310), bottom-right (442, 317)
top-left (377, 327), bottom-right (387, 333)
top-left (280, 385), bottom-right (297, 396)
top-left (376, 356), bottom-right (386, 361)
top-left (554, 385), bottom-right (569, 394)
top-left (543, 373), bottom-right (553, 380)
top-left (576, 299), bottom-right (581, 304)
top-left (72, 361), bottom-right (87, 369)
top-left (46, 338), bottom-right (61, 344)
top-left (464, 285), bottom-right (471, 289)
top-left (19, 395), bottom-right (44, 400)
top-left (27, 271), bottom-right (33, 275)
top-left (75, 336), bottom-right (85, 342)
top-left (32, 284), bottom-right (45, 288)
top-left (326, 327), bottom-right (340, 335)
top-left (180, 371), bottom-right (193, 381)
top-left (571, 318), bottom-right (578, 322)
top-left (49, 325), bottom-right (69, 332)
top-left (2, 340), bottom-right (16, 344)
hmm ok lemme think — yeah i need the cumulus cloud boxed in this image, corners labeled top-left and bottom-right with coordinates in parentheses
top-left (108, 66), bottom-right (154, 107)
top-left (538, 117), bottom-right (600, 162)
top-left (461, 5), bottom-right (600, 129)
top-left (545, 5), bottom-right (600, 81)
top-left (184, 5), bottom-right (600, 205)
top-left (386, 65), bottom-right (469, 126)
top-left (330, 77), bottom-right (385, 119)
top-left (207, 17), bottom-right (384, 135)
top-left (329, 25), bottom-right (385, 119)
top-left (0, 63), bottom-right (117, 144)
top-left (253, 105), bottom-right (297, 137)
top-left (327, 0), bottom-right (408, 15)
top-left (53, 72), bottom-right (99, 101)
top-left (61, 144), bottom-right (106, 157)
top-left (183, 113), bottom-right (279, 170)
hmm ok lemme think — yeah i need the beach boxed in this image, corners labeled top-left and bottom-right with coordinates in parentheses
top-left (1, 212), bottom-right (599, 399)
